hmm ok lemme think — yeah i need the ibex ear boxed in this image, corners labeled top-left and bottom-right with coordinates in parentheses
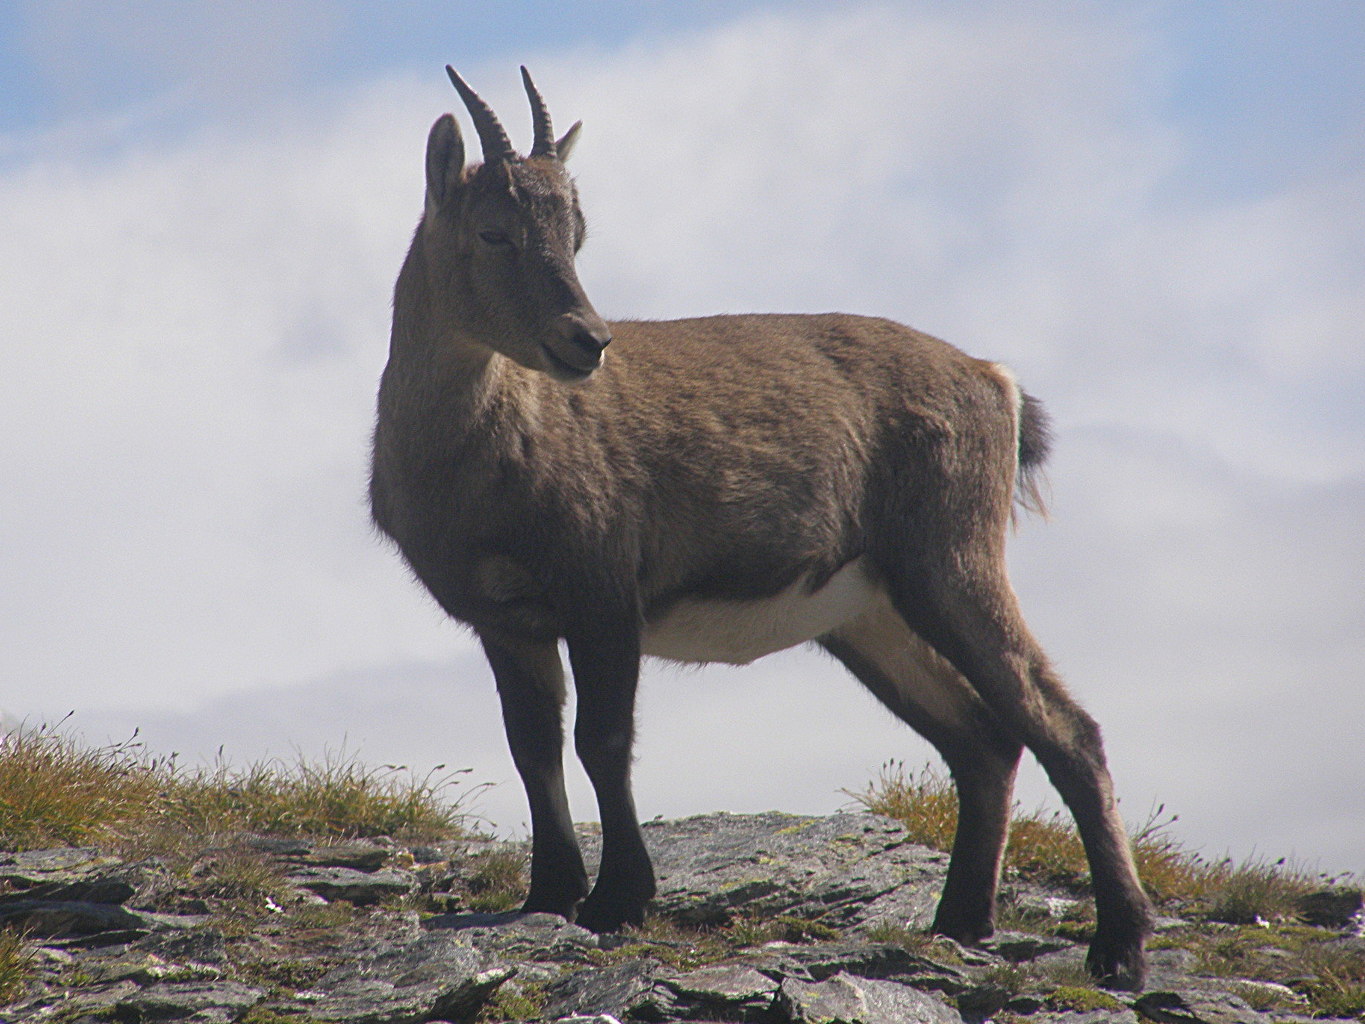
top-left (425, 114), bottom-right (465, 213)
top-left (556, 121), bottom-right (582, 162)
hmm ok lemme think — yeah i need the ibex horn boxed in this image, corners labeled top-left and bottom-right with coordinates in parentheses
top-left (446, 66), bottom-right (517, 164)
top-left (521, 66), bottom-right (557, 158)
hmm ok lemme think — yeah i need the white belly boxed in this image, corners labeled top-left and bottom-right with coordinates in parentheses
top-left (641, 559), bottom-right (881, 665)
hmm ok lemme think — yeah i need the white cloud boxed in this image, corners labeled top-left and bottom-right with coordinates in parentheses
top-left (1006, 425), bottom-right (1365, 869)
top-left (561, 6), bottom-right (1175, 321)
top-left (2, 5), bottom-right (1361, 872)
top-left (0, 73), bottom-right (462, 711)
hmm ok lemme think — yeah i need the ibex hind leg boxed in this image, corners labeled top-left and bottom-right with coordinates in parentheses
top-left (822, 598), bottom-right (1022, 945)
top-left (882, 560), bottom-right (1153, 989)
top-left (482, 636), bottom-right (590, 919)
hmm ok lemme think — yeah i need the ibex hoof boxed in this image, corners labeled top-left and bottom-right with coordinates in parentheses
top-left (1087, 937), bottom-right (1148, 991)
top-left (574, 893), bottom-right (649, 933)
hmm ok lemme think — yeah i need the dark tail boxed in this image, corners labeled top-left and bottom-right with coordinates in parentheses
top-left (1016, 390), bottom-right (1052, 518)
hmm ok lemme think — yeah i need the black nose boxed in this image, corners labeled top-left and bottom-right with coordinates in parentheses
top-left (569, 323), bottom-right (612, 357)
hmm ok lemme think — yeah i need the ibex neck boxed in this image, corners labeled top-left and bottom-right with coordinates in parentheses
top-left (387, 234), bottom-right (504, 428)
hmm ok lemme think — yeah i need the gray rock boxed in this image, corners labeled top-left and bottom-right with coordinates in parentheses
top-left (303, 972), bottom-right (511, 1024)
top-left (132, 926), bottom-right (232, 966)
top-left (981, 929), bottom-right (1075, 963)
top-left (67, 948), bottom-right (226, 986)
top-left (432, 966), bottom-right (522, 1022)
top-left (661, 963), bottom-right (780, 1018)
top-left (1297, 887), bottom-right (1364, 928)
top-left (767, 941), bottom-right (970, 994)
top-left (9, 811), bottom-right (1365, 1024)
top-left (242, 835), bottom-right (315, 856)
top-left (301, 840), bottom-right (395, 871)
top-left (0, 848), bottom-right (161, 909)
top-left (0, 846), bottom-right (111, 874)
top-left (542, 959), bottom-right (664, 1021)
top-left (777, 971), bottom-right (963, 1023)
top-left (428, 909), bottom-right (600, 963)
top-left (1135, 947), bottom-right (1206, 993)
top-left (664, 962), bottom-right (777, 997)
top-left (588, 811), bottom-right (943, 931)
top-left (8, 978), bottom-right (142, 1023)
top-left (0, 874), bottom-right (137, 905)
top-left (288, 864), bottom-right (414, 905)
top-left (407, 843), bottom-right (458, 865)
top-left (1133, 989), bottom-right (1277, 1024)
top-left (1002, 992), bottom-right (1047, 1014)
top-left (301, 933), bottom-right (510, 1024)
top-left (115, 979), bottom-right (266, 1022)
top-left (0, 898), bottom-right (151, 942)
top-left (957, 979), bottom-right (1018, 1020)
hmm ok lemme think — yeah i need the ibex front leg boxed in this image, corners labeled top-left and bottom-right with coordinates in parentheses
top-left (482, 635), bottom-right (590, 919)
top-left (567, 633), bottom-right (656, 931)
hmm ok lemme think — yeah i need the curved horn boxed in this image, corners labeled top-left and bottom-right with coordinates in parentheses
top-left (445, 65), bottom-right (517, 164)
top-left (521, 66), bottom-right (556, 158)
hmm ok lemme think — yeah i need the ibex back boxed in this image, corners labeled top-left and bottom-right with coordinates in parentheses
top-left (370, 66), bottom-right (1154, 988)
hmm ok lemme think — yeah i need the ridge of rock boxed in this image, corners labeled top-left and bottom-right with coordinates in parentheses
top-left (2, 810), bottom-right (1360, 1023)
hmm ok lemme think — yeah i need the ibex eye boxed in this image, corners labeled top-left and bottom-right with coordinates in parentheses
top-left (478, 230), bottom-right (511, 246)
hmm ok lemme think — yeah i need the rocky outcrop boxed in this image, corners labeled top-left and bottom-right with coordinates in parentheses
top-left (2, 811), bottom-right (1361, 1023)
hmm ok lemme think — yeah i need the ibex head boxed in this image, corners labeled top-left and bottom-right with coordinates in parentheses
top-left (422, 66), bottom-right (611, 383)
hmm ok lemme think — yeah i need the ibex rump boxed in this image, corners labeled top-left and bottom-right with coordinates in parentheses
top-left (370, 67), bottom-right (1154, 988)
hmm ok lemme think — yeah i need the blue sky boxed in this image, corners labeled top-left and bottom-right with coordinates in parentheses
top-left (0, 2), bottom-right (779, 135)
top-left (4, 2), bottom-right (1362, 191)
top-left (2, 2), bottom-right (1362, 874)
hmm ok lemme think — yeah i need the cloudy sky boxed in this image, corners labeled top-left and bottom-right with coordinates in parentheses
top-left (2, 2), bottom-right (1362, 875)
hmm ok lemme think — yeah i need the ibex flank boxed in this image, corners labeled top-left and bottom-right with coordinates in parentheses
top-left (370, 66), bottom-right (1154, 989)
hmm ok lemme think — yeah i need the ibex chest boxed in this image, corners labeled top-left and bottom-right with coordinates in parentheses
top-left (371, 438), bottom-right (604, 640)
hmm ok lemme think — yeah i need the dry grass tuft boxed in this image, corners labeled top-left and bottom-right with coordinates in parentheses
top-left (1200, 857), bottom-right (1321, 925)
top-left (1301, 942), bottom-right (1365, 1019)
top-left (846, 761), bottom-right (958, 852)
top-left (726, 913), bottom-right (840, 946)
top-left (464, 848), bottom-right (529, 912)
top-left (1181, 923), bottom-right (1365, 1018)
top-left (0, 929), bottom-right (36, 1006)
top-left (0, 719), bottom-right (477, 854)
top-left (187, 848), bottom-right (291, 902)
top-left (849, 761), bottom-right (1099, 883)
top-left (1126, 805), bottom-right (1217, 903)
top-left (0, 721), bottom-right (165, 850)
top-left (849, 761), bottom-right (1332, 922)
top-left (160, 749), bottom-right (476, 844)
top-left (1004, 809), bottom-right (1088, 885)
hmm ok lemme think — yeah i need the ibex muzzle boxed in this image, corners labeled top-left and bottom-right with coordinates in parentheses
top-left (532, 248), bottom-right (611, 380)
top-left (547, 310), bottom-right (612, 380)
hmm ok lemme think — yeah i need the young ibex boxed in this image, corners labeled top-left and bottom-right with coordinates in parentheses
top-left (371, 66), bottom-right (1154, 988)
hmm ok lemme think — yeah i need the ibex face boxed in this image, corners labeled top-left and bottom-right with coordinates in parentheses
top-left (423, 67), bottom-right (611, 383)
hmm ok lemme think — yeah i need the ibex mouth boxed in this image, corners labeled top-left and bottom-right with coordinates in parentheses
top-left (540, 342), bottom-right (600, 383)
